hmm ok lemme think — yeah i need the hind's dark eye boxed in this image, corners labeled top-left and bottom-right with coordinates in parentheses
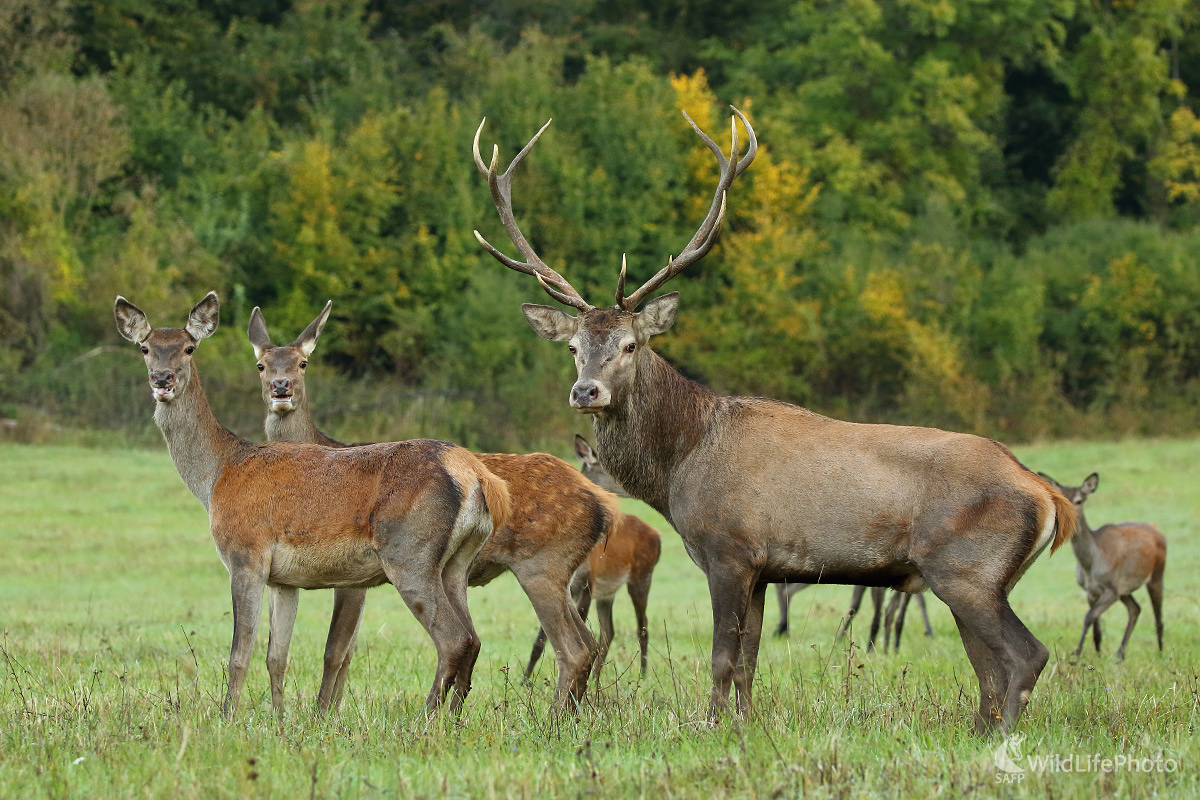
top-left (257, 364), bottom-right (265, 372)
top-left (140, 346), bottom-right (149, 354)
top-left (568, 345), bottom-right (577, 354)
top-left (185, 346), bottom-right (194, 355)
top-left (299, 361), bottom-right (307, 369)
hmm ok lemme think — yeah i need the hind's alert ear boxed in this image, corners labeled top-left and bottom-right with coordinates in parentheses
top-left (1080, 472), bottom-right (1099, 498)
top-left (186, 292), bottom-right (220, 341)
top-left (114, 296), bottom-right (151, 344)
top-left (247, 306), bottom-right (273, 359)
top-left (293, 300), bottom-right (332, 358)
top-left (574, 434), bottom-right (597, 464)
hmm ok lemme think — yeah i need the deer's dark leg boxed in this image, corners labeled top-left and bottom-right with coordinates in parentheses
top-left (706, 564), bottom-right (756, 724)
top-left (1075, 588), bottom-right (1118, 657)
top-left (592, 598), bottom-right (616, 684)
top-left (836, 585), bottom-right (867, 640)
top-left (1114, 594), bottom-right (1141, 662)
top-left (882, 591), bottom-right (902, 654)
top-left (319, 588), bottom-right (366, 712)
top-left (265, 585), bottom-right (299, 717)
top-left (1147, 576), bottom-right (1164, 651)
top-left (627, 574), bottom-right (653, 676)
top-left (773, 583), bottom-right (790, 636)
top-left (916, 594), bottom-right (933, 638)
top-left (1093, 617), bottom-right (1103, 653)
top-left (866, 587), bottom-right (885, 652)
top-left (950, 611), bottom-right (1006, 735)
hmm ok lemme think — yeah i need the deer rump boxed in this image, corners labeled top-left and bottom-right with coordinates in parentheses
top-left (638, 402), bottom-right (1059, 592)
top-left (209, 440), bottom-right (492, 590)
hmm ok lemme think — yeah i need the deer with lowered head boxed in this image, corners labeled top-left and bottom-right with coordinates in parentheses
top-left (472, 109), bottom-right (1076, 734)
top-left (114, 293), bottom-right (510, 718)
top-left (247, 302), bottom-right (620, 709)
top-left (525, 435), bottom-right (661, 685)
top-left (1040, 472), bottom-right (1166, 660)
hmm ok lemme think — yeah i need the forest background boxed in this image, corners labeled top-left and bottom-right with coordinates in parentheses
top-left (3, 0), bottom-right (1200, 453)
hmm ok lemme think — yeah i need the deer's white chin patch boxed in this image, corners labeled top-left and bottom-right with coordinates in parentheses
top-left (270, 397), bottom-right (294, 412)
top-left (153, 387), bottom-right (175, 402)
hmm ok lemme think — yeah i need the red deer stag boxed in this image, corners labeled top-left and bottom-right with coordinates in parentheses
top-left (525, 436), bottom-right (661, 684)
top-left (472, 110), bottom-right (1076, 734)
top-left (247, 303), bottom-right (619, 708)
top-left (1040, 472), bottom-right (1166, 660)
top-left (114, 293), bottom-right (510, 718)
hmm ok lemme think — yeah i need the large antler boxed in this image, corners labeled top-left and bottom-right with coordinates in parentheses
top-left (616, 106), bottom-right (757, 311)
top-left (472, 119), bottom-right (593, 312)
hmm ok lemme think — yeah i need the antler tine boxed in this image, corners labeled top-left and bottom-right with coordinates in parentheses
top-left (472, 118), bottom-right (593, 311)
top-left (618, 106), bottom-right (756, 311)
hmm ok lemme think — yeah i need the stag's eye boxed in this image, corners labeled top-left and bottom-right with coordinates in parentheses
top-left (140, 346), bottom-right (149, 355)
top-left (568, 345), bottom-right (577, 355)
top-left (257, 364), bottom-right (265, 372)
top-left (299, 361), bottom-right (307, 369)
top-left (185, 346), bottom-right (195, 355)
top-left (625, 342), bottom-right (636, 353)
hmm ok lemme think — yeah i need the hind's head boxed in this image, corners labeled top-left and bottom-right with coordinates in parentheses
top-left (114, 293), bottom-right (220, 404)
top-left (246, 301), bottom-right (331, 417)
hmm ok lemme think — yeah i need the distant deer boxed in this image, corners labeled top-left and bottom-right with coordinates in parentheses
top-left (472, 110), bottom-right (1075, 734)
top-left (247, 303), bottom-right (619, 708)
top-left (525, 436), bottom-right (661, 684)
top-left (114, 293), bottom-right (510, 718)
top-left (1040, 472), bottom-right (1166, 660)
top-left (774, 582), bottom-right (933, 653)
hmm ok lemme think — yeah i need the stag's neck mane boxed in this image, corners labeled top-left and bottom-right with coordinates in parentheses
top-left (591, 348), bottom-right (721, 519)
top-left (153, 365), bottom-right (249, 513)
top-left (265, 402), bottom-right (344, 448)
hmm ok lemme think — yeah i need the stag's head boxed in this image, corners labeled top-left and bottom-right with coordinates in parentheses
top-left (114, 293), bottom-right (220, 403)
top-left (472, 108), bottom-right (756, 413)
top-left (246, 301), bottom-right (331, 416)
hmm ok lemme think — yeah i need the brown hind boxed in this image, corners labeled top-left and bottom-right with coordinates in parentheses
top-left (248, 302), bottom-right (618, 709)
top-left (1040, 472), bottom-right (1166, 660)
top-left (525, 435), bottom-right (661, 684)
top-left (114, 293), bottom-right (509, 718)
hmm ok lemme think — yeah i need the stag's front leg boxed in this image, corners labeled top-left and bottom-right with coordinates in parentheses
top-left (266, 585), bottom-right (299, 716)
top-left (732, 582), bottom-right (768, 715)
top-left (224, 562), bottom-right (267, 719)
top-left (706, 565), bottom-right (756, 724)
top-left (317, 588), bottom-right (367, 712)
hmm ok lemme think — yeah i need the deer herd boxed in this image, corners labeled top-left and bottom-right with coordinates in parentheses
top-left (113, 108), bottom-right (1168, 737)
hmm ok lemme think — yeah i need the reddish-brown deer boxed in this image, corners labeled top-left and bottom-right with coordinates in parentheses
top-left (247, 303), bottom-right (619, 708)
top-left (524, 436), bottom-right (661, 684)
top-left (114, 293), bottom-right (510, 718)
top-left (472, 110), bottom-right (1076, 734)
top-left (1040, 472), bottom-right (1166, 660)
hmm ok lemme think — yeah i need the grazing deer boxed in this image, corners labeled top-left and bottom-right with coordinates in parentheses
top-left (472, 109), bottom-right (1076, 734)
top-left (1039, 472), bottom-right (1166, 661)
top-left (114, 293), bottom-right (510, 718)
top-left (524, 436), bottom-right (661, 684)
top-left (247, 303), bottom-right (619, 708)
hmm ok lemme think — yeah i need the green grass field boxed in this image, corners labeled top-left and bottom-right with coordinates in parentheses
top-left (0, 438), bottom-right (1196, 798)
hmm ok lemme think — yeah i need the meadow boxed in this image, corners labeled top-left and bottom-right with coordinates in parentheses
top-left (0, 437), bottom-right (1196, 799)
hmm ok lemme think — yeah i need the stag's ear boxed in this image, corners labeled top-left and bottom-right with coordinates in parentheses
top-left (185, 292), bottom-right (220, 341)
top-left (574, 433), bottom-right (596, 464)
top-left (1080, 472), bottom-right (1099, 498)
top-left (247, 306), bottom-right (274, 359)
top-left (521, 303), bottom-right (578, 342)
top-left (634, 292), bottom-right (680, 339)
top-left (293, 300), bottom-right (332, 358)
top-left (114, 296), bottom-right (152, 344)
